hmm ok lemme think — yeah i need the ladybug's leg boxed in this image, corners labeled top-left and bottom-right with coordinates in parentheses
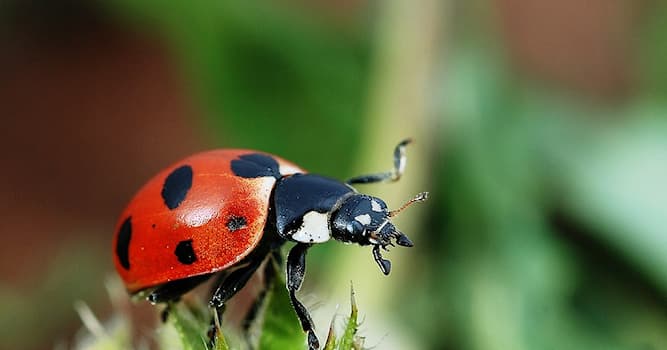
top-left (345, 138), bottom-right (411, 185)
top-left (287, 243), bottom-right (319, 350)
top-left (146, 273), bottom-right (214, 322)
top-left (148, 273), bottom-right (214, 304)
top-left (146, 274), bottom-right (213, 304)
top-left (207, 256), bottom-right (265, 347)
top-left (209, 257), bottom-right (264, 309)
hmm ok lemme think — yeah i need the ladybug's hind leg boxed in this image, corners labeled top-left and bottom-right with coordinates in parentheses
top-left (148, 273), bottom-right (214, 304)
top-left (146, 273), bottom-right (214, 322)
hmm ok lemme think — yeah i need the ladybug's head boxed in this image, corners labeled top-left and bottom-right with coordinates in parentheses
top-left (330, 192), bottom-right (428, 275)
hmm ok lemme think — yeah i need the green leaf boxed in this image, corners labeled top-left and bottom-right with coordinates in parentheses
top-left (323, 284), bottom-right (364, 350)
top-left (323, 322), bottom-right (337, 350)
top-left (338, 286), bottom-right (360, 350)
top-left (166, 302), bottom-right (228, 350)
top-left (211, 311), bottom-right (230, 350)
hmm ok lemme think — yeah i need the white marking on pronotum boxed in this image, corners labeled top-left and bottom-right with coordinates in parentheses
top-left (291, 211), bottom-right (331, 243)
top-left (354, 214), bottom-right (371, 225)
top-left (279, 164), bottom-right (303, 176)
top-left (371, 200), bottom-right (383, 212)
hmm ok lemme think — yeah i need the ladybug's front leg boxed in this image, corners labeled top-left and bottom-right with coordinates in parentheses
top-left (287, 243), bottom-right (319, 350)
top-left (345, 138), bottom-right (411, 185)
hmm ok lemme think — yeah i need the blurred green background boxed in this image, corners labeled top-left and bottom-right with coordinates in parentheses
top-left (1, 1), bottom-right (666, 349)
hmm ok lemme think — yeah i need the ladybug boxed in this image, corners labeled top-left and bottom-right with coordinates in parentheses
top-left (113, 139), bottom-right (427, 350)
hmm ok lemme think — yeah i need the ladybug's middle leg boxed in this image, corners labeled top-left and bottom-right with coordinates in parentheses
top-left (287, 243), bottom-right (319, 350)
top-left (209, 256), bottom-right (264, 311)
top-left (207, 255), bottom-right (265, 346)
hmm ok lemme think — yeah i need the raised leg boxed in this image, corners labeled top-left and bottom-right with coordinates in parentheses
top-left (287, 243), bottom-right (319, 350)
top-left (345, 138), bottom-right (412, 185)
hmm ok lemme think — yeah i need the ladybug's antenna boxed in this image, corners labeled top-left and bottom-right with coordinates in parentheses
top-left (389, 192), bottom-right (429, 218)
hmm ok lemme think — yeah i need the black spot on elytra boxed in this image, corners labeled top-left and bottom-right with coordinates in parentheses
top-left (231, 153), bottom-right (281, 179)
top-left (175, 239), bottom-right (197, 265)
top-left (151, 223), bottom-right (156, 229)
top-left (226, 215), bottom-right (247, 232)
top-left (161, 165), bottom-right (193, 210)
top-left (116, 217), bottom-right (132, 270)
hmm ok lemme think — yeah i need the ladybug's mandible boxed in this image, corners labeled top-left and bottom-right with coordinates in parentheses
top-left (112, 139), bottom-right (428, 350)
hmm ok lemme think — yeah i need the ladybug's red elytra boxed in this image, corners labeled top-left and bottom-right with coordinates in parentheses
top-left (113, 139), bottom-right (428, 350)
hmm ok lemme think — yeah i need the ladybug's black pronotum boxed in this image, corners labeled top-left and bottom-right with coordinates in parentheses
top-left (113, 139), bottom-right (428, 349)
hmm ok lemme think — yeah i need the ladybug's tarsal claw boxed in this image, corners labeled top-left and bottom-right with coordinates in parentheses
top-left (379, 259), bottom-right (391, 275)
top-left (308, 332), bottom-right (320, 349)
top-left (372, 245), bottom-right (392, 275)
top-left (147, 294), bottom-right (158, 305)
top-left (393, 138), bottom-right (412, 179)
top-left (209, 297), bottom-right (222, 308)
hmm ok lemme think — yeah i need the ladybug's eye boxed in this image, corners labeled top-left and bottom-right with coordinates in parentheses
top-left (347, 221), bottom-right (364, 236)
